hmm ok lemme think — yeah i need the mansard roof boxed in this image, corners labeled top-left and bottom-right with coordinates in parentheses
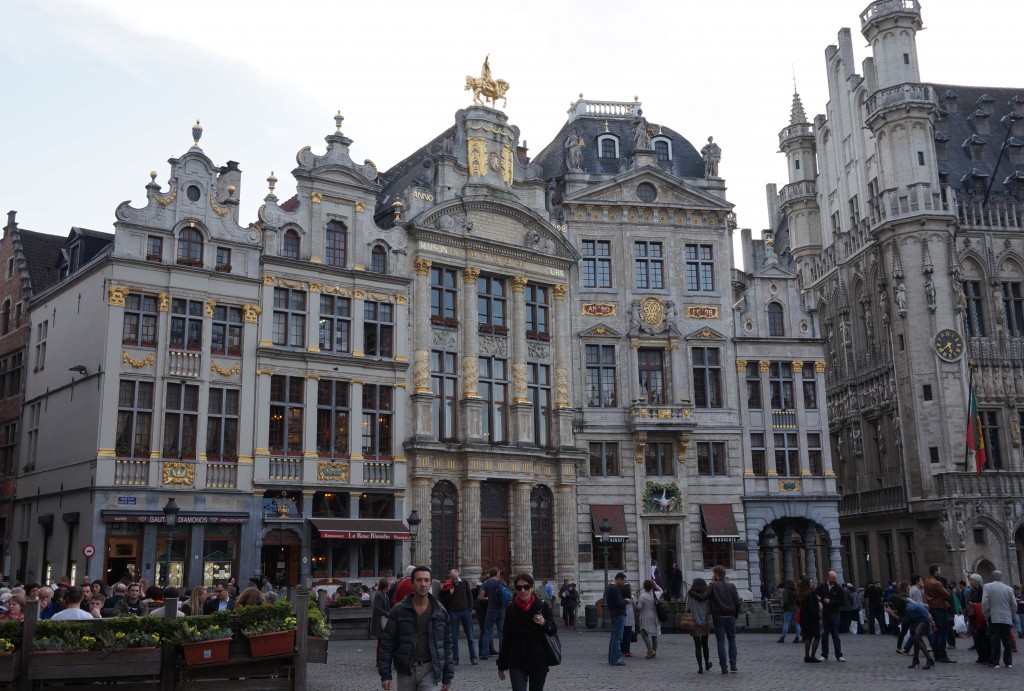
top-left (18, 228), bottom-right (65, 294)
top-left (934, 84), bottom-right (1024, 191)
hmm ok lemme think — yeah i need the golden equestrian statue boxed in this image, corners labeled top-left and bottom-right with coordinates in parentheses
top-left (465, 55), bottom-right (509, 109)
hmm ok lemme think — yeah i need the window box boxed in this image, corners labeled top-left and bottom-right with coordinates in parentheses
top-left (145, 253), bottom-right (162, 262)
top-left (526, 331), bottom-right (551, 342)
top-left (214, 264), bottom-right (232, 273)
top-left (176, 258), bottom-right (203, 268)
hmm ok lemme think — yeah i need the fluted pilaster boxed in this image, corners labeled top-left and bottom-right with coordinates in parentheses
top-left (409, 478), bottom-right (432, 568)
top-left (462, 480), bottom-right (482, 582)
top-left (556, 483), bottom-right (577, 582)
top-left (511, 481), bottom-right (533, 575)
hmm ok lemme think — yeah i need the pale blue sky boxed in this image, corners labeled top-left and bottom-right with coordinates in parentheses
top-left (2, 0), bottom-right (1020, 261)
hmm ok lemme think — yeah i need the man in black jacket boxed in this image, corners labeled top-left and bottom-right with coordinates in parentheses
top-left (379, 565), bottom-right (453, 691)
top-left (605, 572), bottom-right (628, 666)
top-left (438, 569), bottom-right (477, 665)
top-left (815, 571), bottom-right (846, 661)
top-left (709, 564), bottom-right (741, 674)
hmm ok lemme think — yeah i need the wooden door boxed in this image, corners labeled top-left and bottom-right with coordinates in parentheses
top-left (479, 520), bottom-right (510, 580)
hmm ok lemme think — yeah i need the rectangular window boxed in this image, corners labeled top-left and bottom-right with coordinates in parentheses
top-left (634, 241), bottom-right (664, 290)
top-left (917, 151), bottom-right (925, 165)
top-left (528, 363), bottom-right (552, 448)
top-left (431, 351), bottom-right (458, 441)
top-left (146, 236), bottom-right (163, 261)
top-left (363, 301), bottom-right (394, 358)
top-left (685, 244), bottom-right (715, 292)
top-left (750, 433), bottom-right (766, 476)
top-left (801, 363), bottom-right (817, 409)
top-left (644, 441), bottom-right (674, 476)
top-left (807, 432), bottom-right (823, 476)
top-left (430, 267), bottom-right (458, 326)
top-left (0, 353), bottom-right (22, 398)
top-left (163, 382), bottom-right (199, 459)
top-left (325, 222), bottom-right (347, 267)
top-left (35, 320), bottom-right (47, 371)
top-left (479, 356), bottom-right (508, 444)
top-left (361, 384), bottom-right (393, 458)
top-left (477, 276), bottom-right (507, 332)
top-left (525, 285), bottom-right (549, 340)
top-left (116, 380), bottom-right (153, 458)
top-left (774, 432), bottom-right (799, 476)
top-left (692, 347), bottom-right (722, 408)
top-left (318, 295), bottom-right (351, 353)
top-left (585, 345), bottom-right (617, 407)
top-left (122, 294), bottom-right (158, 347)
top-left (702, 538), bottom-right (732, 569)
top-left (964, 281), bottom-right (986, 336)
top-left (316, 380), bottom-right (349, 457)
top-left (901, 532), bottom-right (915, 577)
top-left (170, 299), bottom-right (203, 351)
top-left (769, 361), bottom-right (795, 409)
top-left (638, 348), bottom-right (665, 404)
top-left (215, 246), bottom-right (231, 270)
top-left (210, 305), bottom-right (242, 356)
top-left (980, 410), bottom-right (1002, 470)
top-left (272, 288), bottom-right (306, 347)
top-left (745, 362), bottom-right (762, 409)
top-left (27, 402), bottom-right (40, 467)
top-left (581, 240), bottom-right (612, 289)
top-left (589, 442), bottom-right (619, 477)
top-left (697, 441), bottom-right (727, 477)
top-left (269, 375), bottom-right (304, 456)
top-left (206, 388), bottom-right (239, 461)
top-left (1001, 282), bottom-right (1024, 337)
top-left (0, 422), bottom-right (16, 476)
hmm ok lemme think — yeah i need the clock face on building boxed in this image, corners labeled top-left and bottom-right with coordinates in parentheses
top-left (934, 329), bottom-right (964, 361)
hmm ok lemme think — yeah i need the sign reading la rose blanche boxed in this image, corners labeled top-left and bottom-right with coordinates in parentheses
top-left (319, 530), bottom-right (411, 540)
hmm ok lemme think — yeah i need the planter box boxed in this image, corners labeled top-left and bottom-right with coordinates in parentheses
top-left (181, 638), bottom-right (231, 666)
top-left (0, 651), bottom-right (18, 683)
top-left (29, 648), bottom-right (160, 679)
top-left (245, 630), bottom-right (294, 658)
top-left (307, 636), bottom-right (328, 664)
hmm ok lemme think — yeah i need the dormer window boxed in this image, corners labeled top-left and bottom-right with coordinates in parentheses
top-left (370, 245), bottom-right (387, 274)
top-left (598, 134), bottom-right (619, 159)
top-left (651, 137), bottom-right (672, 161)
top-left (282, 229), bottom-right (300, 259)
top-left (177, 228), bottom-right (203, 267)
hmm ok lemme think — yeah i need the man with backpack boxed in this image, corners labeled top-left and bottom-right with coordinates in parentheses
top-left (478, 568), bottom-right (509, 661)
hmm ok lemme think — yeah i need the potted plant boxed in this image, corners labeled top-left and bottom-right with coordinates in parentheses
top-left (166, 617), bottom-right (233, 666)
top-left (31, 619), bottom-right (164, 679)
top-left (215, 263), bottom-right (232, 273)
top-left (0, 637), bottom-right (17, 683)
top-left (307, 604), bottom-right (330, 664)
top-left (146, 252), bottom-right (162, 262)
top-left (235, 600), bottom-right (296, 658)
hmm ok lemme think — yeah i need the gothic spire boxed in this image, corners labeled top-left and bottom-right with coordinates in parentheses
top-left (790, 88), bottom-right (808, 126)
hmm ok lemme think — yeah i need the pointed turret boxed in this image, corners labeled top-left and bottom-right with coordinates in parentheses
top-left (777, 85), bottom-right (820, 272)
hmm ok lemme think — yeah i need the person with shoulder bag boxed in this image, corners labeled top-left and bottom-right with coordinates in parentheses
top-left (635, 579), bottom-right (664, 659)
top-left (685, 578), bottom-right (713, 674)
top-left (497, 573), bottom-right (558, 691)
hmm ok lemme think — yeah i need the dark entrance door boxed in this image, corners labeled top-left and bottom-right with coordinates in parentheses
top-left (261, 528), bottom-right (300, 587)
top-left (479, 481), bottom-right (510, 579)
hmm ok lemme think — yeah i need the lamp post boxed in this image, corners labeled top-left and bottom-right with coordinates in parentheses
top-left (407, 510), bottom-right (421, 567)
top-left (599, 517), bottom-right (610, 628)
top-left (162, 497), bottom-right (180, 588)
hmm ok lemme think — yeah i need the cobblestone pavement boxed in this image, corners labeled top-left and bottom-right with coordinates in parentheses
top-left (312, 630), bottom-right (1018, 691)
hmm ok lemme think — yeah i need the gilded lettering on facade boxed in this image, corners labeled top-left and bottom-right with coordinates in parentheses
top-left (685, 305), bottom-right (719, 319)
top-left (582, 303), bottom-right (616, 317)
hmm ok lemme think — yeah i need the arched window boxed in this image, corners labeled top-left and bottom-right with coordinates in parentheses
top-left (177, 228), bottom-right (203, 265)
top-left (370, 245), bottom-right (387, 274)
top-left (282, 230), bottom-right (300, 260)
top-left (0, 300), bottom-right (9, 336)
top-left (530, 485), bottom-right (554, 579)
top-left (767, 302), bottom-right (785, 337)
top-left (652, 137), bottom-right (672, 161)
top-left (431, 481), bottom-right (458, 575)
top-left (597, 135), bottom-right (619, 159)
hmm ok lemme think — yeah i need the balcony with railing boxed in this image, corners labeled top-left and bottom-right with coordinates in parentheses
top-left (956, 196), bottom-right (1024, 230)
top-left (838, 484), bottom-right (907, 516)
top-left (866, 182), bottom-right (953, 227)
top-left (361, 460), bottom-right (394, 485)
top-left (779, 180), bottom-right (817, 207)
top-left (166, 350), bottom-right (202, 378)
top-left (628, 401), bottom-right (697, 434)
top-left (935, 471), bottom-right (1024, 500)
top-left (778, 123), bottom-right (813, 148)
top-left (864, 82), bottom-right (936, 124)
top-left (113, 458), bottom-right (150, 486)
top-left (860, 0), bottom-right (920, 29)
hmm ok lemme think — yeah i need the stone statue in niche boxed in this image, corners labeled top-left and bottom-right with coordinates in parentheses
top-left (701, 136), bottom-right (721, 177)
top-left (894, 282), bottom-right (907, 313)
top-left (878, 281), bottom-right (890, 322)
top-left (632, 110), bottom-right (652, 150)
top-left (565, 128), bottom-right (584, 171)
top-left (924, 278), bottom-right (937, 312)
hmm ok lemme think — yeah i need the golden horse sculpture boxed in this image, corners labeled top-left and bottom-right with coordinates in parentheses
top-left (465, 75), bottom-right (510, 109)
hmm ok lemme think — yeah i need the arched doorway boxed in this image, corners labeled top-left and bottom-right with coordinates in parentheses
top-left (758, 518), bottom-right (830, 593)
top-left (261, 528), bottom-right (301, 588)
top-left (974, 558), bottom-right (995, 583)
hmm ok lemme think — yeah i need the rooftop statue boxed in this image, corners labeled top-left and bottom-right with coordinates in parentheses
top-left (465, 55), bottom-right (510, 109)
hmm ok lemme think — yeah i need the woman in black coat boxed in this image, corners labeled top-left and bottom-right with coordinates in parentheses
top-left (497, 572), bottom-right (557, 691)
top-left (798, 576), bottom-right (822, 663)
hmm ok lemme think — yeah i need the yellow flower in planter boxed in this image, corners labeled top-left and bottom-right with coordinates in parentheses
top-left (0, 639), bottom-right (14, 653)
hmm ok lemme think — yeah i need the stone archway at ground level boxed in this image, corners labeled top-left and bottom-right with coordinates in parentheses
top-left (756, 518), bottom-right (833, 597)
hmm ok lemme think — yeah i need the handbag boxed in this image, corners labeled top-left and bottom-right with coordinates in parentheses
top-left (655, 594), bottom-right (669, 624)
top-left (679, 611), bottom-right (695, 633)
top-left (542, 630), bottom-right (561, 666)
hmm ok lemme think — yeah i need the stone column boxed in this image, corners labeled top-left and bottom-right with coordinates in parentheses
top-left (412, 258), bottom-right (434, 439)
top-left (511, 481), bottom-right (533, 575)
top-left (460, 267), bottom-right (484, 442)
top-left (781, 532), bottom-right (794, 582)
top-left (555, 482), bottom-right (577, 582)
top-left (762, 530), bottom-right (778, 593)
top-left (550, 284), bottom-right (574, 448)
top-left (462, 480), bottom-right (482, 583)
top-left (804, 526), bottom-right (819, 581)
top-left (409, 478), bottom-right (432, 568)
top-left (509, 275), bottom-right (533, 445)
top-left (829, 544), bottom-right (844, 584)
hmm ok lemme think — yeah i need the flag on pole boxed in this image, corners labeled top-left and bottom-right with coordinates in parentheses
top-left (966, 387), bottom-right (985, 475)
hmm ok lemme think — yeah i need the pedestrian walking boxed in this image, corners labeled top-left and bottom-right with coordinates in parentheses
top-left (685, 578), bottom-right (713, 674)
top-left (635, 579), bottom-right (664, 659)
top-left (708, 564), bottom-right (741, 674)
top-left (886, 595), bottom-right (933, 670)
top-left (378, 565), bottom-right (454, 691)
top-left (778, 578), bottom-right (801, 643)
top-left (497, 572), bottom-right (557, 691)
top-left (798, 576), bottom-right (822, 663)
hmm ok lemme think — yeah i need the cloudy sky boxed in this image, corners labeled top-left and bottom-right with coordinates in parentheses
top-left (2, 0), bottom-right (1019, 267)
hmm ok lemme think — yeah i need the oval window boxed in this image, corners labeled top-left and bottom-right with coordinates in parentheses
top-left (186, 185), bottom-right (201, 202)
top-left (636, 183), bottom-right (657, 203)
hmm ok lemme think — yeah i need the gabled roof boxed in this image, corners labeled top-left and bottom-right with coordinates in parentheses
top-left (564, 165), bottom-right (733, 210)
top-left (18, 229), bottom-right (65, 295)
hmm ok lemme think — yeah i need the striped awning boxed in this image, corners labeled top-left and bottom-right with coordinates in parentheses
top-left (591, 505), bottom-right (629, 543)
top-left (700, 504), bottom-right (740, 543)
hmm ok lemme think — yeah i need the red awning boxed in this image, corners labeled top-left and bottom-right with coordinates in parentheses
top-left (311, 518), bottom-right (411, 540)
top-left (590, 505), bottom-right (629, 543)
top-left (700, 504), bottom-right (740, 543)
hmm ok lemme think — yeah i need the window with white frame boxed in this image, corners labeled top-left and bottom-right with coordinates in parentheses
top-left (206, 388), bottom-right (239, 461)
top-left (598, 135), bottom-right (619, 159)
top-left (273, 287), bottom-right (306, 347)
top-left (318, 295), bottom-right (351, 353)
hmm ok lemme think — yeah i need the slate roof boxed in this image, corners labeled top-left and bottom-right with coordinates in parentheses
top-left (933, 84), bottom-right (1024, 193)
top-left (18, 228), bottom-right (65, 295)
top-left (532, 113), bottom-right (705, 180)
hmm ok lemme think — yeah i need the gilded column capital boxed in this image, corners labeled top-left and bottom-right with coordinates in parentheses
top-left (107, 285), bottom-right (128, 307)
top-left (815, 360), bottom-right (826, 373)
top-left (243, 305), bottom-right (262, 323)
top-left (205, 299), bottom-right (218, 318)
top-left (462, 266), bottom-right (481, 284)
top-left (792, 359), bottom-right (804, 373)
top-left (759, 359), bottom-right (771, 373)
top-left (510, 275), bottom-right (528, 292)
top-left (413, 257), bottom-right (433, 275)
top-left (735, 359), bottom-right (747, 372)
top-left (552, 284), bottom-right (568, 300)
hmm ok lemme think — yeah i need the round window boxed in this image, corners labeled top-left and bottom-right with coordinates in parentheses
top-left (636, 183), bottom-right (657, 203)
top-left (186, 185), bottom-right (201, 202)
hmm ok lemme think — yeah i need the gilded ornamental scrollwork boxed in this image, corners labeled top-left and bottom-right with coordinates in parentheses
top-left (122, 351), bottom-right (155, 369)
top-left (792, 360), bottom-right (804, 373)
top-left (510, 275), bottom-right (528, 292)
top-left (512, 363), bottom-right (528, 401)
top-left (735, 359), bottom-right (747, 372)
top-left (413, 257), bottom-right (433, 275)
top-left (815, 360), bottom-right (826, 373)
top-left (554, 369), bottom-right (569, 406)
top-left (243, 305), bottom-right (262, 323)
top-left (414, 351), bottom-right (430, 393)
top-left (205, 300), bottom-right (217, 318)
top-left (462, 357), bottom-right (479, 397)
top-left (158, 293), bottom-right (170, 312)
top-left (759, 359), bottom-right (771, 373)
top-left (162, 462), bottom-right (195, 486)
top-left (552, 284), bottom-right (568, 300)
top-left (317, 462), bottom-right (350, 482)
top-left (210, 193), bottom-right (231, 217)
top-left (462, 266), bottom-right (481, 284)
top-left (154, 186), bottom-right (177, 206)
top-left (210, 360), bottom-right (241, 376)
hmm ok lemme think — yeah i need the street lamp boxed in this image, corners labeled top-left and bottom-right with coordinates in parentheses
top-left (407, 510), bottom-right (421, 567)
top-left (599, 517), bottom-right (611, 628)
top-left (162, 497), bottom-right (179, 588)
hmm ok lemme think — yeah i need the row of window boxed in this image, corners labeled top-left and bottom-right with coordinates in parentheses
top-left (582, 241), bottom-right (716, 292)
top-left (114, 376), bottom-right (395, 461)
top-left (596, 135), bottom-right (674, 162)
top-left (0, 299), bottom-right (23, 336)
top-left (588, 345), bottom-right (722, 407)
top-left (963, 280), bottom-right (1024, 338)
top-left (745, 361), bottom-right (818, 410)
top-left (430, 268), bottom-right (550, 336)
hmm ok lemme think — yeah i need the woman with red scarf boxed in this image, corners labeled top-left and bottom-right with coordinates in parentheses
top-left (497, 572), bottom-right (558, 691)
